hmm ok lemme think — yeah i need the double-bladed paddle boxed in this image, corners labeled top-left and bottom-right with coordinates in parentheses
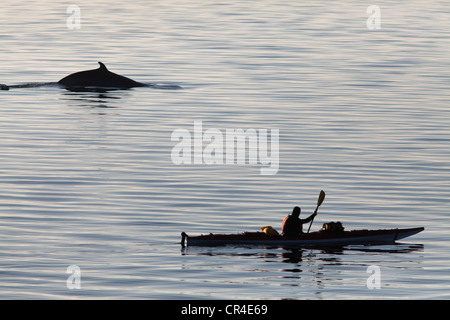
top-left (307, 190), bottom-right (326, 233)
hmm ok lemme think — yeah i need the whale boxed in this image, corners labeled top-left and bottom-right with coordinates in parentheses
top-left (58, 62), bottom-right (146, 89)
top-left (2, 62), bottom-right (183, 91)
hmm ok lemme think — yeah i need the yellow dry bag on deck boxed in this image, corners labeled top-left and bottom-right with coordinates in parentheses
top-left (261, 226), bottom-right (279, 236)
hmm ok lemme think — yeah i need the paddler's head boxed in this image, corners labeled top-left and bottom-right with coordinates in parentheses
top-left (292, 206), bottom-right (301, 218)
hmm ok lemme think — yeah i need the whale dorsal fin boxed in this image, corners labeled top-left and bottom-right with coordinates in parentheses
top-left (98, 62), bottom-right (108, 70)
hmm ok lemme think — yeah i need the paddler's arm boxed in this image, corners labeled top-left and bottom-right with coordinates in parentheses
top-left (300, 212), bottom-right (317, 224)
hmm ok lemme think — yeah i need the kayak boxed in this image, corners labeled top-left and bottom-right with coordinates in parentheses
top-left (181, 227), bottom-right (424, 247)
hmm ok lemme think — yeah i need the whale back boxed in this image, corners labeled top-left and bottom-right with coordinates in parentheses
top-left (58, 62), bottom-right (145, 89)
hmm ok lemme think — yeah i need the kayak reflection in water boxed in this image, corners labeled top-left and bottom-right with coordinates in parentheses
top-left (281, 206), bottom-right (317, 236)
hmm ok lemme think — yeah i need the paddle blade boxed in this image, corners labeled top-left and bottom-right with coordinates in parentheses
top-left (308, 190), bottom-right (325, 233)
top-left (317, 190), bottom-right (326, 207)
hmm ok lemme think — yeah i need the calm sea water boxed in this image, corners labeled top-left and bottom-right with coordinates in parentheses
top-left (1, 0), bottom-right (449, 299)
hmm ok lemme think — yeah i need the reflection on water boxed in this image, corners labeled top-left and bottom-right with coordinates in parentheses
top-left (181, 243), bottom-right (424, 267)
top-left (281, 248), bottom-right (303, 266)
top-left (180, 243), bottom-right (424, 298)
top-left (60, 91), bottom-right (125, 109)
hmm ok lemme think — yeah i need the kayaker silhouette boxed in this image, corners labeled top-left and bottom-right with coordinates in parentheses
top-left (281, 206), bottom-right (317, 236)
